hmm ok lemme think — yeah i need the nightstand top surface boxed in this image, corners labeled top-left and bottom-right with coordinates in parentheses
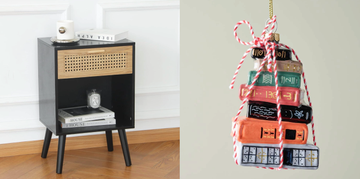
top-left (38, 37), bottom-right (135, 49)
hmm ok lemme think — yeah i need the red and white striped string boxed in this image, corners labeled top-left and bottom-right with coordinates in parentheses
top-left (230, 17), bottom-right (276, 89)
top-left (230, 15), bottom-right (316, 170)
top-left (279, 43), bottom-right (316, 146)
top-left (272, 52), bottom-right (284, 169)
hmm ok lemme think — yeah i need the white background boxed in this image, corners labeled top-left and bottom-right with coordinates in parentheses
top-left (0, 0), bottom-right (179, 144)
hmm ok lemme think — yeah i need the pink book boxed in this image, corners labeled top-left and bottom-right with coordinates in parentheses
top-left (239, 84), bottom-right (303, 106)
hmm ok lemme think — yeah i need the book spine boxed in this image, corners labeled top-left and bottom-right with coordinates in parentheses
top-left (248, 71), bottom-right (301, 88)
top-left (114, 31), bottom-right (128, 41)
top-left (247, 101), bottom-right (312, 123)
top-left (239, 84), bottom-right (301, 106)
top-left (62, 112), bottom-right (115, 123)
top-left (76, 33), bottom-right (116, 41)
top-left (61, 119), bottom-right (116, 128)
top-left (251, 47), bottom-right (292, 60)
top-left (235, 117), bottom-right (308, 145)
top-left (254, 59), bottom-right (303, 74)
top-left (238, 143), bottom-right (319, 169)
top-left (95, 34), bottom-right (116, 41)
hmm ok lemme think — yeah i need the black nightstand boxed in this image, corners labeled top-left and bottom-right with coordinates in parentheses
top-left (37, 38), bottom-right (135, 174)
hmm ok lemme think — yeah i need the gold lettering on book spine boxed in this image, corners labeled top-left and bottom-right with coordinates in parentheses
top-left (253, 49), bottom-right (264, 57)
top-left (296, 131), bottom-right (303, 140)
top-left (284, 63), bottom-right (302, 73)
top-left (266, 91), bottom-right (276, 99)
top-left (285, 64), bottom-right (291, 72)
top-left (306, 151), bottom-right (317, 166)
top-left (278, 130), bottom-right (286, 139)
top-left (297, 65), bottom-right (302, 72)
top-left (283, 92), bottom-right (292, 100)
top-left (254, 49), bottom-right (286, 58)
top-left (242, 88), bottom-right (256, 97)
top-left (265, 91), bottom-right (293, 101)
top-left (276, 51), bottom-right (286, 59)
top-left (257, 148), bottom-right (267, 163)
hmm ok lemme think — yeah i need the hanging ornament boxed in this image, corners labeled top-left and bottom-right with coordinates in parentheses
top-left (229, 0), bottom-right (319, 170)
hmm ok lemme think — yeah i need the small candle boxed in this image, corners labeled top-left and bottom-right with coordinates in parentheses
top-left (56, 20), bottom-right (75, 40)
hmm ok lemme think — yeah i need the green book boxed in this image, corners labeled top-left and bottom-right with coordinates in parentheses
top-left (248, 71), bottom-right (301, 88)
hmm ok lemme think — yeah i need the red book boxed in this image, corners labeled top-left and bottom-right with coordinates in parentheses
top-left (239, 84), bottom-right (303, 106)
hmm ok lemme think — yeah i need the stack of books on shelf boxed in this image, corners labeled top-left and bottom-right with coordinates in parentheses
top-left (233, 47), bottom-right (319, 170)
top-left (58, 106), bottom-right (116, 128)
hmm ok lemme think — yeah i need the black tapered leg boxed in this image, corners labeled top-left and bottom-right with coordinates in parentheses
top-left (106, 130), bottom-right (114, 151)
top-left (41, 128), bottom-right (53, 158)
top-left (56, 135), bottom-right (66, 174)
top-left (118, 129), bottom-right (131, 166)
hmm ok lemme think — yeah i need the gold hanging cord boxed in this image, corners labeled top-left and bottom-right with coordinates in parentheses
top-left (269, 0), bottom-right (273, 19)
top-left (268, 0), bottom-right (279, 42)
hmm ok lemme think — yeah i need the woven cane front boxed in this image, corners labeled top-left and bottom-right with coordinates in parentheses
top-left (58, 46), bottom-right (133, 79)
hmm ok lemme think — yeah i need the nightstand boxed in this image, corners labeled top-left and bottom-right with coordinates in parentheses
top-left (37, 38), bottom-right (135, 174)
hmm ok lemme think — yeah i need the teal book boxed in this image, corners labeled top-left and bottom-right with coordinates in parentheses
top-left (248, 71), bottom-right (301, 88)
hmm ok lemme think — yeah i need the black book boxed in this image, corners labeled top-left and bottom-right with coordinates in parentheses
top-left (247, 101), bottom-right (312, 124)
top-left (251, 47), bottom-right (292, 60)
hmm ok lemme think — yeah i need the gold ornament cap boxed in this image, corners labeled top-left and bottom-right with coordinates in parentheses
top-left (269, 33), bottom-right (280, 43)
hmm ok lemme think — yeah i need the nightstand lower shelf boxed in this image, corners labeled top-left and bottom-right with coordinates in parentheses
top-left (41, 128), bottom-right (131, 174)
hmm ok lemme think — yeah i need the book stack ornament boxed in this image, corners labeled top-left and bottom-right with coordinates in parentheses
top-left (229, 14), bottom-right (319, 170)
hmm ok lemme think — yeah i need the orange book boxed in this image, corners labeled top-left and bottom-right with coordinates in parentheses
top-left (232, 117), bottom-right (308, 145)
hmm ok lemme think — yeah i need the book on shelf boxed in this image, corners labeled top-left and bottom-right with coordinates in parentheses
top-left (60, 118), bottom-right (116, 128)
top-left (75, 29), bottom-right (128, 41)
top-left (248, 71), bottom-right (301, 88)
top-left (254, 59), bottom-right (303, 74)
top-left (58, 106), bottom-right (114, 123)
top-left (239, 84), bottom-right (304, 106)
top-left (247, 101), bottom-right (312, 124)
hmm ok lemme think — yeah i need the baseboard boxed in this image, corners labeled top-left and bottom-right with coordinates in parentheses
top-left (0, 128), bottom-right (179, 158)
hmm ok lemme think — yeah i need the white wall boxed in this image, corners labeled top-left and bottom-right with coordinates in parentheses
top-left (0, 0), bottom-right (179, 144)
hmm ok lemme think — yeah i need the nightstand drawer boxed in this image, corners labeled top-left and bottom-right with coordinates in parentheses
top-left (57, 46), bottom-right (133, 79)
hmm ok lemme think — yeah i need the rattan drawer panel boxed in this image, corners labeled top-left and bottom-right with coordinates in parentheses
top-left (58, 46), bottom-right (133, 79)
